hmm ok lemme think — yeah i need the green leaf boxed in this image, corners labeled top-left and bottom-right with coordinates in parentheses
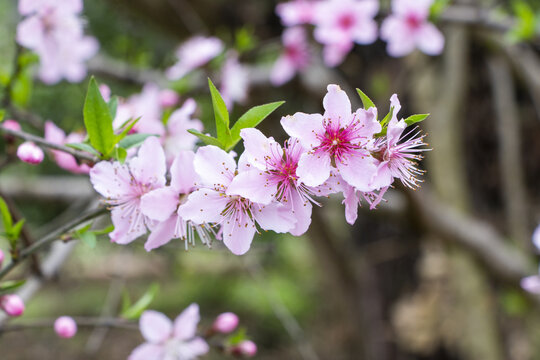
top-left (208, 78), bottom-right (232, 146)
top-left (74, 224), bottom-right (96, 248)
top-left (508, 1), bottom-right (536, 42)
top-left (11, 70), bottom-right (32, 108)
top-left (227, 328), bottom-right (248, 346)
top-left (83, 77), bottom-right (115, 157)
top-left (0, 197), bottom-right (13, 232)
top-left (114, 146), bottom-right (127, 164)
top-left (92, 225), bottom-right (114, 236)
top-left (117, 133), bottom-right (156, 150)
top-left (8, 219), bottom-right (25, 242)
top-left (0, 280), bottom-right (26, 296)
top-left (356, 89), bottom-right (376, 111)
top-left (188, 129), bottom-right (224, 148)
top-left (65, 143), bottom-right (101, 157)
top-left (115, 117), bottom-right (140, 144)
top-left (228, 101), bottom-right (285, 151)
top-left (121, 290), bottom-right (131, 314)
top-left (429, 0), bottom-right (450, 20)
top-left (380, 107), bottom-right (394, 128)
top-left (0, 110), bottom-right (5, 122)
top-left (108, 96), bottom-right (118, 120)
top-left (404, 114), bottom-right (430, 126)
top-left (121, 283), bottom-right (159, 320)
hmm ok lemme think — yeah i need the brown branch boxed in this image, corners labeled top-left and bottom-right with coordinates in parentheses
top-left (0, 317), bottom-right (137, 333)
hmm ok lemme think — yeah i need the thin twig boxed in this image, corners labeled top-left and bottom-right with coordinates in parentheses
top-left (0, 317), bottom-right (137, 333)
top-left (0, 125), bottom-right (99, 163)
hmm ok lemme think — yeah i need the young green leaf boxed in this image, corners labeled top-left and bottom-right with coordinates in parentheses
top-left (115, 117), bottom-right (140, 144)
top-left (65, 143), bottom-right (101, 157)
top-left (380, 107), bottom-right (394, 128)
top-left (228, 101), bottom-right (285, 151)
top-left (114, 146), bottom-right (128, 164)
top-left (208, 78), bottom-right (232, 146)
top-left (108, 96), bottom-right (118, 120)
top-left (117, 133), bottom-right (156, 150)
top-left (11, 70), bottom-right (32, 108)
top-left (8, 219), bottom-right (25, 243)
top-left (92, 225), bottom-right (114, 236)
top-left (79, 231), bottom-right (97, 248)
top-left (121, 283), bottom-right (159, 320)
top-left (356, 89), bottom-right (376, 111)
top-left (404, 114), bottom-right (430, 126)
top-left (0, 196), bottom-right (13, 232)
top-left (188, 129), bottom-right (224, 148)
top-left (83, 77), bottom-right (115, 157)
top-left (0, 280), bottom-right (26, 296)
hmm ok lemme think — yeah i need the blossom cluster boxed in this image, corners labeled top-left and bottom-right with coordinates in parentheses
top-left (16, 0), bottom-right (98, 84)
top-left (89, 84), bottom-right (428, 255)
top-left (272, 0), bottom-right (445, 85)
top-left (129, 305), bottom-right (255, 360)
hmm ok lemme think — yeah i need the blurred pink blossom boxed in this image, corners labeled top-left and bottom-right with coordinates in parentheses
top-left (220, 52), bottom-right (249, 109)
top-left (17, 142), bottom-right (44, 165)
top-left (271, 27), bottom-right (310, 86)
top-left (0, 294), bottom-right (25, 317)
top-left (381, 0), bottom-right (444, 57)
top-left (166, 36), bottom-right (223, 80)
top-left (232, 340), bottom-right (257, 357)
top-left (163, 99), bottom-right (203, 163)
top-left (313, 0), bottom-right (378, 66)
top-left (212, 312), bottom-right (239, 334)
top-left (159, 89), bottom-right (180, 108)
top-left (54, 316), bottom-right (77, 338)
top-left (129, 305), bottom-right (209, 360)
top-left (276, 0), bottom-right (318, 26)
top-left (44, 121), bottom-right (90, 174)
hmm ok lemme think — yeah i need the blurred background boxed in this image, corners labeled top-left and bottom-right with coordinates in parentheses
top-left (2, 0), bottom-right (540, 359)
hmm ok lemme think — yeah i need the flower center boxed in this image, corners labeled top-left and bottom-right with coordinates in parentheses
top-left (338, 14), bottom-right (355, 30)
top-left (406, 14), bottom-right (422, 30)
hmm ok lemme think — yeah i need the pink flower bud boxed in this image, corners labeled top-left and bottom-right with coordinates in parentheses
top-left (3, 120), bottom-right (21, 132)
top-left (0, 295), bottom-right (25, 317)
top-left (17, 142), bottom-right (44, 165)
top-left (159, 89), bottom-right (180, 108)
top-left (0, 249), bottom-right (4, 267)
top-left (54, 316), bottom-right (77, 338)
top-left (212, 312), bottom-right (239, 334)
top-left (232, 340), bottom-right (257, 357)
top-left (99, 84), bottom-right (111, 102)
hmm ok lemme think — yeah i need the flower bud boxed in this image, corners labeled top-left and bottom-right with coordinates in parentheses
top-left (0, 295), bottom-right (25, 317)
top-left (232, 340), bottom-right (257, 357)
top-left (17, 142), bottom-right (44, 165)
top-left (54, 316), bottom-right (77, 338)
top-left (0, 249), bottom-right (4, 267)
top-left (159, 89), bottom-right (179, 108)
top-left (3, 119), bottom-right (21, 132)
top-left (212, 312), bottom-right (239, 334)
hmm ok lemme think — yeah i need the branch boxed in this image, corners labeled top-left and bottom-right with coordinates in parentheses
top-left (0, 317), bottom-right (137, 333)
top-left (0, 206), bottom-right (108, 280)
top-left (0, 125), bottom-right (99, 163)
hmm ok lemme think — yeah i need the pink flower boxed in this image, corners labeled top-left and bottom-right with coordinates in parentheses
top-left (129, 305), bottom-right (209, 360)
top-left (3, 120), bottom-right (21, 132)
top-left (90, 137), bottom-right (166, 244)
top-left (114, 83), bottom-right (165, 136)
top-left (281, 84), bottom-right (381, 191)
top-left (220, 52), bottom-right (249, 109)
top-left (16, 1), bottom-right (98, 84)
top-left (0, 294), bottom-right (25, 317)
top-left (166, 36), bottom-right (224, 80)
top-left (370, 95), bottom-right (429, 190)
top-left (178, 146), bottom-right (296, 255)
top-left (99, 84), bottom-right (112, 102)
top-left (235, 128), bottom-right (335, 236)
top-left (313, 0), bottom-right (378, 66)
top-left (163, 99), bottom-right (203, 163)
top-left (271, 27), bottom-right (310, 86)
top-left (381, 0), bottom-right (444, 57)
top-left (54, 316), bottom-right (77, 338)
top-left (521, 274), bottom-right (540, 294)
top-left (340, 178), bottom-right (389, 225)
top-left (276, 0), bottom-right (318, 26)
top-left (0, 249), bottom-right (4, 267)
top-left (44, 121), bottom-right (90, 174)
top-left (140, 151), bottom-right (214, 251)
top-left (212, 312), bottom-right (239, 334)
top-left (159, 89), bottom-right (180, 108)
top-left (17, 142), bottom-right (44, 165)
top-left (232, 340), bottom-right (257, 357)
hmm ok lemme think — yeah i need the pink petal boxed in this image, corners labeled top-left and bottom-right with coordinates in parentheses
top-left (323, 85), bottom-right (352, 125)
top-left (253, 202), bottom-right (297, 233)
top-left (521, 275), bottom-right (540, 294)
top-left (386, 118), bottom-right (407, 148)
top-left (342, 183), bottom-right (360, 225)
top-left (129, 137), bottom-right (167, 188)
top-left (144, 216), bottom-right (177, 251)
top-left (128, 343), bottom-right (164, 360)
top-left (271, 56), bottom-right (297, 86)
top-left (533, 225), bottom-right (540, 252)
top-left (89, 161), bottom-right (132, 199)
top-left (174, 303), bottom-right (200, 340)
top-left (296, 151), bottom-right (332, 187)
top-left (140, 310), bottom-right (173, 344)
top-left (44, 121), bottom-right (66, 144)
top-left (354, 107), bottom-right (381, 139)
top-left (417, 23), bottom-right (445, 56)
top-left (141, 188), bottom-right (179, 222)
top-left (226, 170), bottom-right (276, 205)
top-left (194, 146), bottom-right (236, 187)
top-left (183, 337), bottom-right (210, 357)
top-left (322, 42), bottom-right (352, 67)
top-left (370, 161), bottom-right (393, 190)
top-left (177, 189), bottom-right (228, 225)
top-left (380, 17), bottom-right (417, 57)
top-left (352, 19), bottom-right (378, 45)
top-left (336, 152), bottom-right (377, 192)
top-left (280, 113), bottom-right (324, 149)
top-left (286, 191), bottom-right (313, 236)
top-left (16, 16), bottom-right (44, 49)
top-left (222, 217), bottom-right (257, 255)
top-left (240, 128), bottom-right (275, 170)
top-left (170, 151), bottom-right (198, 194)
top-left (109, 207), bottom-right (147, 245)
